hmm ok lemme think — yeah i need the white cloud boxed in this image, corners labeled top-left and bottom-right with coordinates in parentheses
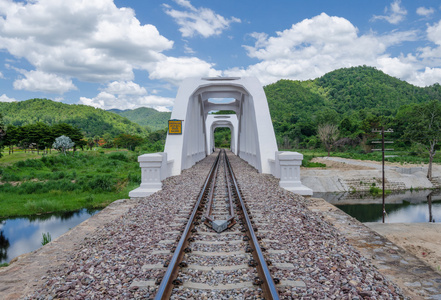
top-left (411, 67), bottom-right (441, 87)
top-left (427, 20), bottom-right (441, 46)
top-left (0, 94), bottom-right (17, 102)
top-left (13, 70), bottom-right (76, 94)
top-left (183, 44), bottom-right (195, 54)
top-left (227, 13), bottom-right (387, 83)
top-left (163, 0), bottom-right (241, 38)
top-left (416, 7), bottom-right (435, 18)
top-left (104, 81), bottom-right (147, 95)
top-left (0, 71), bottom-right (4, 79)
top-left (372, 0), bottom-right (407, 25)
top-left (79, 81), bottom-right (174, 111)
top-left (148, 56), bottom-right (221, 85)
top-left (225, 13), bottom-right (432, 87)
top-left (0, 0), bottom-right (174, 89)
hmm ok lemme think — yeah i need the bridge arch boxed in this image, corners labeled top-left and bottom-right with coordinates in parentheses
top-left (205, 114), bottom-right (238, 155)
top-left (164, 77), bottom-right (278, 176)
top-left (129, 77), bottom-right (312, 198)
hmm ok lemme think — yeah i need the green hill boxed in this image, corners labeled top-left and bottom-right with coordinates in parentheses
top-left (264, 66), bottom-right (441, 147)
top-left (108, 107), bottom-right (171, 131)
top-left (0, 99), bottom-right (147, 138)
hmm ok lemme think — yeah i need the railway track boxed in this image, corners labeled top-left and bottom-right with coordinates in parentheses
top-left (155, 149), bottom-right (280, 299)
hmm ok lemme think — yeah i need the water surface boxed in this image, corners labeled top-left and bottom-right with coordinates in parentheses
top-left (315, 190), bottom-right (441, 223)
top-left (0, 209), bottom-right (99, 264)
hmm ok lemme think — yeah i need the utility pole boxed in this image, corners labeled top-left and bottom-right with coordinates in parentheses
top-left (372, 127), bottom-right (393, 223)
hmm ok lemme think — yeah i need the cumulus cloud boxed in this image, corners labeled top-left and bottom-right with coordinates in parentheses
top-left (13, 70), bottom-right (76, 94)
top-left (416, 7), bottom-right (435, 18)
top-left (0, 94), bottom-right (17, 102)
top-left (0, 71), bottom-right (4, 79)
top-left (148, 56), bottom-right (221, 85)
top-left (79, 81), bottom-right (174, 111)
top-left (104, 81), bottom-right (147, 95)
top-left (163, 0), bottom-right (241, 38)
top-left (0, 0), bottom-right (224, 103)
top-left (372, 0), bottom-right (407, 24)
top-left (0, 0), bottom-right (174, 90)
top-left (225, 13), bottom-right (427, 86)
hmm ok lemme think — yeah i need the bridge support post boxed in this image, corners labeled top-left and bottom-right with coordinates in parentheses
top-left (129, 153), bottom-right (163, 198)
top-left (278, 152), bottom-right (313, 196)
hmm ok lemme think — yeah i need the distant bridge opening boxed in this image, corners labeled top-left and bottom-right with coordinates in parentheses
top-left (214, 127), bottom-right (231, 148)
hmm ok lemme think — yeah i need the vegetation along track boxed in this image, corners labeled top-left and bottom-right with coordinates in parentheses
top-left (155, 149), bottom-right (280, 299)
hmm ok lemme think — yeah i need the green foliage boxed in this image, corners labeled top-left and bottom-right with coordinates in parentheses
top-left (114, 134), bottom-right (144, 151)
top-left (0, 150), bottom-right (140, 217)
top-left (301, 154), bottom-right (327, 168)
top-left (264, 66), bottom-right (441, 150)
top-left (214, 127), bottom-right (231, 148)
top-left (0, 113), bottom-right (5, 159)
top-left (0, 98), bottom-right (147, 138)
top-left (109, 107), bottom-right (171, 131)
top-left (41, 232), bottom-right (51, 246)
top-left (108, 152), bottom-right (129, 161)
top-left (86, 175), bottom-right (115, 192)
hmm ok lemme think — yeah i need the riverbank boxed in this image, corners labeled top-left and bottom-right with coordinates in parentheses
top-left (301, 156), bottom-right (441, 193)
top-left (0, 198), bottom-right (141, 299)
top-left (0, 150), bottom-right (140, 218)
top-left (365, 223), bottom-right (441, 275)
top-left (306, 197), bottom-right (441, 299)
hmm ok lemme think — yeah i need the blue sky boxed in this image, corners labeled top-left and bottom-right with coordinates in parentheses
top-left (1, 0), bottom-right (441, 111)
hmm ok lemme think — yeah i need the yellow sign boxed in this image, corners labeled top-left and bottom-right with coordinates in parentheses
top-left (168, 120), bottom-right (182, 135)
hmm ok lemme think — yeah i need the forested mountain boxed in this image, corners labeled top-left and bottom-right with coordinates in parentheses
top-left (0, 99), bottom-right (147, 138)
top-left (109, 107), bottom-right (170, 131)
top-left (264, 66), bottom-right (441, 148)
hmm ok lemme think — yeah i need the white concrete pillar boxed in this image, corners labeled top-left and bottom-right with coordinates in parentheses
top-left (128, 153), bottom-right (163, 198)
top-left (278, 152), bottom-right (313, 196)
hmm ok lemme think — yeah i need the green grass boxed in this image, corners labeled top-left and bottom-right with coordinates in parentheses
top-left (41, 232), bottom-right (52, 246)
top-left (0, 149), bottom-right (141, 218)
top-left (0, 149), bottom-right (46, 166)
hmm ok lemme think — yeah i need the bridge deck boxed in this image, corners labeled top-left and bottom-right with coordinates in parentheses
top-left (1, 152), bottom-right (440, 299)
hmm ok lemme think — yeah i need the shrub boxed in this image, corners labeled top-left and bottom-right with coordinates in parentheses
top-left (1, 171), bottom-right (22, 182)
top-left (128, 172), bottom-right (141, 184)
top-left (16, 159), bottom-right (45, 169)
top-left (41, 232), bottom-right (52, 245)
top-left (50, 171), bottom-right (66, 180)
top-left (87, 175), bottom-right (115, 192)
top-left (108, 152), bottom-right (128, 161)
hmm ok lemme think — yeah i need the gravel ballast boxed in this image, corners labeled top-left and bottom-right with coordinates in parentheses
top-left (26, 151), bottom-right (406, 299)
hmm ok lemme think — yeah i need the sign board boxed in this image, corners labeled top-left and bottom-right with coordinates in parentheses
top-left (168, 120), bottom-right (182, 135)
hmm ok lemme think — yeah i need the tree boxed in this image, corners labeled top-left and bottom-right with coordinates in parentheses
top-left (402, 100), bottom-right (441, 180)
top-left (23, 122), bottom-right (51, 154)
top-left (87, 137), bottom-right (94, 150)
top-left (114, 134), bottom-right (144, 150)
top-left (317, 123), bottom-right (340, 157)
top-left (3, 125), bottom-right (20, 154)
top-left (93, 135), bottom-right (100, 147)
top-left (0, 113), bottom-right (5, 158)
top-left (51, 123), bottom-right (83, 152)
top-left (53, 135), bottom-right (75, 155)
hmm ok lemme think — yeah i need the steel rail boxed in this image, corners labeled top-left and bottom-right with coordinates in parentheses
top-left (223, 150), bottom-right (236, 225)
top-left (224, 152), bottom-right (280, 300)
top-left (154, 151), bottom-right (221, 300)
top-left (203, 151), bottom-right (221, 222)
top-left (204, 149), bottom-right (235, 227)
